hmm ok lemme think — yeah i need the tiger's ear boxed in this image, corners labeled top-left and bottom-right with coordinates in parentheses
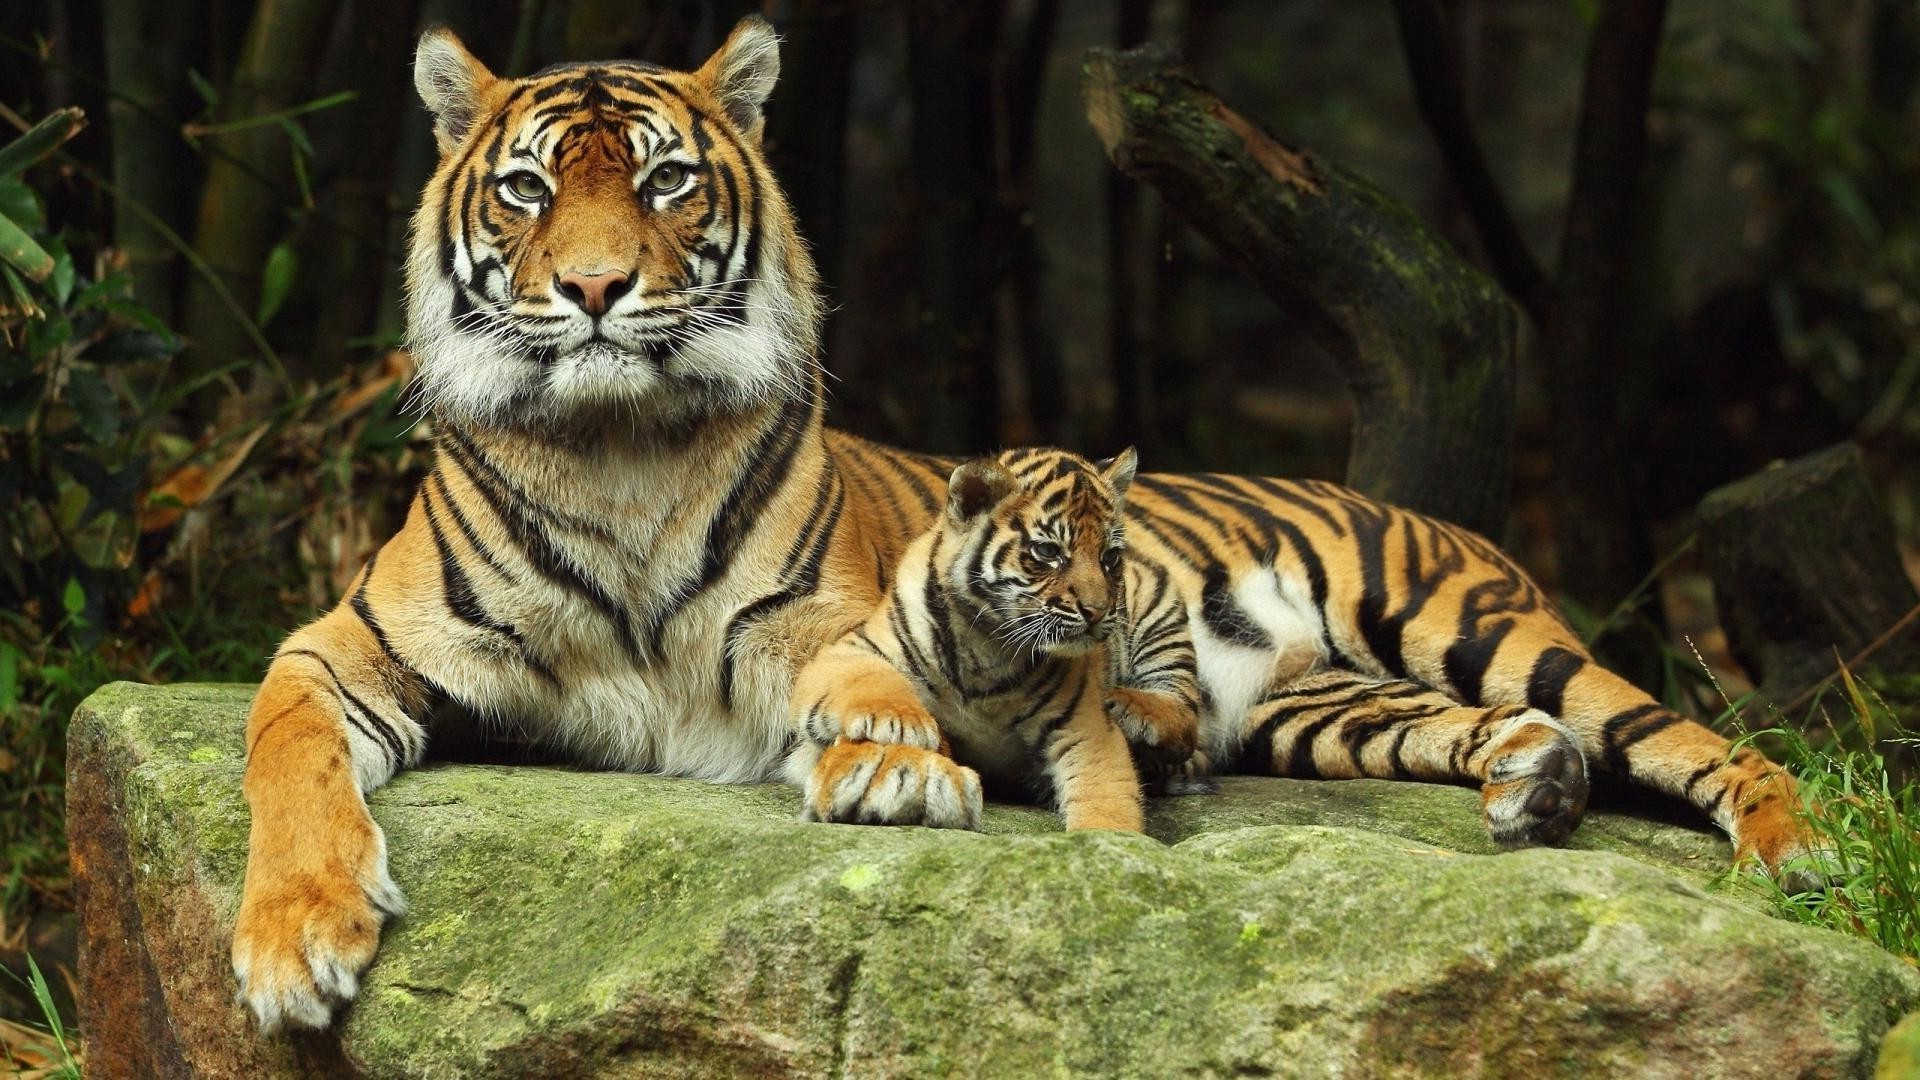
top-left (415, 28), bottom-right (497, 155)
top-left (1097, 447), bottom-right (1138, 501)
top-left (947, 460), bottom-right (1017, 523)
top-left (697, 15), bottom-right (781, 140)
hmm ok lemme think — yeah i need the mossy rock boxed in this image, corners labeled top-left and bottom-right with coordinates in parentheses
top-left (69, 682), bottom-right (1920, 1078)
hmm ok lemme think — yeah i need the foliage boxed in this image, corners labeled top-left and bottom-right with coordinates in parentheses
top-left (1731, 682), bottom-right (1920, 965)
top-left (0, 105), bottom-right (426, 925)
top-left (0, 954), bottom-right (80, 1078)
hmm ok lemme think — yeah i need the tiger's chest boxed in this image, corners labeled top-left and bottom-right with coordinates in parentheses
top-left (405, 504), bottom-right (847, 783)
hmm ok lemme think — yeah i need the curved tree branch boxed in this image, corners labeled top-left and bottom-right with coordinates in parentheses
top-left (1081, 44), bottom-right (1517, 537)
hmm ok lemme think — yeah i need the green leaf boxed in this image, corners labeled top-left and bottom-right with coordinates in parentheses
top-left (50, 246), bottom-right (74, 307)
top-left (187, 67), bottom-right (219, 109)
top-left (0, 177), bottom-right (40, 228)
top-left (278, 116), bottom-right (315, 159)
top-left (0, 641), bottom-right (18, 710)
top-left (65, 366), bottom-right (120, 443)
top-left (0, 208), bottom-right (54, 281)
top-left (256, 241), bottom-right (297, 327)
top-left (1819, 172), bottom-right (1880, 242)
top-left (62, 577), bottom-right (85, 617)
top-left (0, 261), bottom-right (35, 314)
top-left (85, 328), bottom-right (183, 365)
top-left (72, 271), bottom-right (131, 309)
top-left (101, 298), bottom-right (172, 336)
top-left (0, 107), bottom-right (85, 179)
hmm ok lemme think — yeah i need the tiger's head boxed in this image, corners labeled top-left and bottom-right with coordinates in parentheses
top-left (941, 447), bottom-right (1139, 658)
top-left (405, 17), bottom-right (819, 432)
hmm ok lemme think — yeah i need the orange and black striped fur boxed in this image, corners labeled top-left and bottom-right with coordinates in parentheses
top-left (232, 16), bottom-right (1815, 1032)
top-left (790, 448), bottom-right (1186, 833)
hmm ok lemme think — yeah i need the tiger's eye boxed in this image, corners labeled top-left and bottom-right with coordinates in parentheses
top-left (1101, 545), bottom-right (1125, 571)
top-left (502, 171), bottom-right (548, 202)
top-left (647, 163), bottom-right (689, 191)
top-left (1028, 540), bottom-right (1063, 564)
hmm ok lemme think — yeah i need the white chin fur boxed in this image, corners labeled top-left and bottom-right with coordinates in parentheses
top-left (405, 267), bottom-right (806, 428)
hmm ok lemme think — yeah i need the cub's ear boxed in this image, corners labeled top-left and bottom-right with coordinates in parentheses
top-left (1097, 447), bottom-right (1138, 501)
top-left (947, 460), bottom-right (1017, 523)
top-left (697, 15), bottom-right (781, 139)
top-left (415, 28), bottom-right (498, 155)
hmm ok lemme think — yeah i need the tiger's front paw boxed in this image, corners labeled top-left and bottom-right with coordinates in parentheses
top-left (230, 817), bottom-right (404, 1032)
top-left (1106, 687), bottom-right (1197, 766)
top-left (1480, 711), bottom-right (1589, 848)
top-left (802, 739), bottom-right (983, 829)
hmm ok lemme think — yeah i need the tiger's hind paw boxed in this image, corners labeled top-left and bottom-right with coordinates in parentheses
top-left (802, 739), bottom-right (983, 829)
top-left (1481, 711), bottom-right (1589, 849)
top-left (1730, 771), bottom-right (1834, 895)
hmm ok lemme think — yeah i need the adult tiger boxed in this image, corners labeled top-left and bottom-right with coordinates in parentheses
top-left (231, 16), bottom-right (1813, 1032)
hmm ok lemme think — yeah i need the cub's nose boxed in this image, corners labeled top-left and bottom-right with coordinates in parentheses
top-left (1077, 600), bottom-right (1108, 630)
top-left (555, 269), bottom-right (633, 316)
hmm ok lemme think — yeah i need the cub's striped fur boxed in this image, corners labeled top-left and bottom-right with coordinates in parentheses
top-left (232, 16), bottom-right (1816, 1033)
top-left (791, 448), bottom-right (1178, 832)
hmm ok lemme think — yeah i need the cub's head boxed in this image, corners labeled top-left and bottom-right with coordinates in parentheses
top-left (942, 447), bottom-right (1139, 658)
top-left (405, 17), bottom-right (819, 431)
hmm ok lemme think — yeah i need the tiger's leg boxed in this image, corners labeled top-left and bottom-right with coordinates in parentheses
top-left (787, 738), bottom-right (984, 829)
top-left (790, 634), bottom-right (942, 750)
top-left (1105, 563), bottom-right (1203, 766)
top-left (1051, 670), bottom-right (1147, 831)
top-left (1245, 669), bottom-right (1590, 848)
top-left (1465, 634), bottom-right (1813, 882)
top-left (230, 599), bottom-right (427, 1031)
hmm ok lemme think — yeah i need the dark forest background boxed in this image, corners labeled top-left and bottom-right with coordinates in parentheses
top-left (5, 0), bottom-right (1920, 1021)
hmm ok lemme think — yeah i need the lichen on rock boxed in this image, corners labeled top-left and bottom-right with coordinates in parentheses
top-left (70, 682), bottom-right (1920, 1077)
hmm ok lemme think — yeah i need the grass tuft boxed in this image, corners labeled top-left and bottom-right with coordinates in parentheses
top-left (0, 953), bottom-right (81, 1078)
top-left (1728, 681), bottom-right (1920, 964)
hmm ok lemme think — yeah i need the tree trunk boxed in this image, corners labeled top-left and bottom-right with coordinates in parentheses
top-left (1697, 443), bottom-right (1920, 706)
top-left (1390, 0), bottom-right (1546, 325)
top-left (102, 0), bottom-right (200, 323)
top-left (1538, 0), bottom-right (1668, 626)
top-left (905, 0), bottom-right (1007, 454)
top-left (177, 0), bottom-right (340, 416)
top-left (308, 0), bottom-right (419, 379)
top-left (764, 0), bottom-right (857, 374)
top-left (995, 0), bottom-right (1063, 446)
top-left (1080, 44), bottom-right (1516, 538)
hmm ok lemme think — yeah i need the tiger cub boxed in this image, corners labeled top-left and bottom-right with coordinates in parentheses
top-left (787, 447), bottom-right (1202, 832)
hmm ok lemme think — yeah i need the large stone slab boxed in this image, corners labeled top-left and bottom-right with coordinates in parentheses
top-left (70, 682), bottom-right (1920, 1077)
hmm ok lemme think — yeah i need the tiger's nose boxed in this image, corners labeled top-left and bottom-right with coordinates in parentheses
top-left (1077, 599), bottom-right (1108, 629)
top-left (555, 269), bottom-right (632, 316)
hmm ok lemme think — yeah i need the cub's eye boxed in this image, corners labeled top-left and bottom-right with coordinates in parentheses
top-left (1028, 540), bottom-right (1063, 564)
top-left (646, 163), bottom-right (689, 192)
top-left (502, 171), bottom-right (548, 202)
top-left (1101, 545), bottom-right (1125, 571)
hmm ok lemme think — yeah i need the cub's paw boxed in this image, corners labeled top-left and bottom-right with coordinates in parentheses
top-left (230, 820), bottom-right (404, 1032)
top-left (1105, 687), bottom-right (1197, 766)
top-left (802, 740), bottom-right (982, 829)
top-left (1150, 750), bottom-right (1221, 797)
top-left (1480, 711), bottom-right (1589, 849)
